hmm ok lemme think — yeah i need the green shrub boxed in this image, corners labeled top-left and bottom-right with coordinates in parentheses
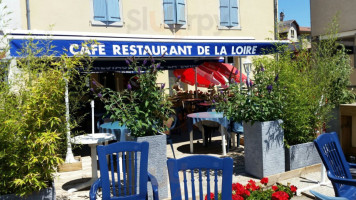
top-left (0, 39), bottom-right (91, 196)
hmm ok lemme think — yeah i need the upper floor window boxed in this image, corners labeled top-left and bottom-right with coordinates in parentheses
top-left (92, 0), bottom-right (123, 26)
top-left (219, 0), bottom-right (239, 28)
top-left (291, 29), bottom-right (295, 38)
top-left (163, 0), bottom-right (186, 25)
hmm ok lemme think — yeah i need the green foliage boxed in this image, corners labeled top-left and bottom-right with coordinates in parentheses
top-left (93, 57), bottom-right (174, 137)
top-left (217, 18), bottom-right (354, 146)
top-left (215, 60), bottom-right (284, 124)
top-left (0, 38), bottom-right (91, 196)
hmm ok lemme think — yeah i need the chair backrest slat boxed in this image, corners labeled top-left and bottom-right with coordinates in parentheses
top-left (191, 170), bottom-right (196, 200)
top-left (96, 141), bottom-right (149, 200)
top-left (214, 169), bottom-right (218, 199)
top-left (167, 155), bottom-right (233, 200)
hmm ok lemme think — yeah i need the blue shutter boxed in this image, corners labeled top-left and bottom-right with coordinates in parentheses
top-left (176, 0), bottom-right (186, 25)
top-left (229, 0), bottom-right (238, 26)
top-left (93, 0), bottom-right (108, 21)
top-left (220, 0), bottom-right (230, 26)
top-left (107, 0), bottom-right (121, 22)
top-left (163, 0), bottom-right (176, 24)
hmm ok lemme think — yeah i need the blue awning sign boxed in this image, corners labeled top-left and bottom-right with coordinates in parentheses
top-left (9, 38), bottom-right (283, 57)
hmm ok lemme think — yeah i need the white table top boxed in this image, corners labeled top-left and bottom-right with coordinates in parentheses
top-left (71, 133), bottom-right (116, 145)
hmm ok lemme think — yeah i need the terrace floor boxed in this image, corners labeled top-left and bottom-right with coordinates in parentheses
top-left (55, 127), bottom-right (335, 199)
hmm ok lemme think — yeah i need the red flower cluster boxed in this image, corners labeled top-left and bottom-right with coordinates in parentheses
top-left (272, 191), bottom-right (290, 200)
top-left (205, 177), bottom-right (298, 200)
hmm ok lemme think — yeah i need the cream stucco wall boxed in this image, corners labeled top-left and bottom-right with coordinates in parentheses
top-left (20, 0), bottom-right (274, 40)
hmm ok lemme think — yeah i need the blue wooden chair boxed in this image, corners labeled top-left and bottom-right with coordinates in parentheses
top-left (90, 141), bottom-right (159, 200)
top-left (167, 155), bottom-right (233, 200)
top-left (314, 132), bottom-right (356, 199)
top-left (310, 190), bottom-right (348, 200)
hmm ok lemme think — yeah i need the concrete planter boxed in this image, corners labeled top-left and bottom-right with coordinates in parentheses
top-left (285, 142), bottom-right (321, 171)
top-left (244, 120), bottom-right (285, 179)
top-left (126, 133), bottom-right (168, 200)
top-left (0, 182), bottom-right (55, 200)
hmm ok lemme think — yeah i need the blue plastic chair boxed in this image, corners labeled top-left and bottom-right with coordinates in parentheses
top-left (310, 190), bottom-right (348, 200)
top-left (314, 132), bottom-right (356, 199)
top-left (167, 155), bottom-right (233, 200)
top-left (90, 141), bottom-right (159, 200)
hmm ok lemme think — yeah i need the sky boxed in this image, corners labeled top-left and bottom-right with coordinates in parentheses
top-left (278, 0), bottom-right (311, 27)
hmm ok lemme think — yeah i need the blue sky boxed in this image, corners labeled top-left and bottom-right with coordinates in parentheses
top-left (278, 0), bottom-right (310, 27)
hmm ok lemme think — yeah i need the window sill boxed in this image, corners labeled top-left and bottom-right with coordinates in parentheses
top-left (164, 24), bottom-right (187, 29)
top-left (91, 20), bottom-right (123, 27)
top-left (218, 26), bottom-right (241, 30)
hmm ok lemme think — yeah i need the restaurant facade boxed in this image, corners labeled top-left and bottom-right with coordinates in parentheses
top-left (2, 0), bottom-right (279, 92)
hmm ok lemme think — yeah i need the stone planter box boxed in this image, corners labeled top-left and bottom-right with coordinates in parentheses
top-left (126, 133), bottom-right (168, 200)
top-left (0, 182), bottom-right (55, 200)
top-left (285, 142), bottom-right (321, 171)
top-left (244, 120), bottom-right (285, 179)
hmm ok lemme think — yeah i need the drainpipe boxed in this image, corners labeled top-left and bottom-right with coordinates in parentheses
top-left (274, 0), bottom-right (278, 40)
top-left (26, 0), bottom-right (31, 30)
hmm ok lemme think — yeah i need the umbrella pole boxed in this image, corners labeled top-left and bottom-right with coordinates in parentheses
top-left (64, 76), bottom-right (76, 163)
top-left (195, 67), bottom-right (198, 98)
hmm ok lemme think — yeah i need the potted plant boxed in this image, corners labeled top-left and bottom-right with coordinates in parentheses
top-left (216, 59), bottom-right (285, 178)
top-left (92, 56), bottom-right (174, 199)
top-left (251, 20), bottom-right (354, 171)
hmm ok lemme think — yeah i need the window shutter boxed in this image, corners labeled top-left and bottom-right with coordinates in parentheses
top-left (219, 0), bottom-right (230, 26)
top-left (93, 0), bottom-right (108, 21)
top-left (107, 0), bottom-right (121, 22)
top-left (163, 0), bottom-right (176, 24)
top-left (229, 0), bottom-right (238, 27)
top-left (176, 0), bottom-right (186, 25)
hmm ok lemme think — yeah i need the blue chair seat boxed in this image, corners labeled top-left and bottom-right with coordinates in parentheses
top-left (310, 190), bottom-right (348, 200)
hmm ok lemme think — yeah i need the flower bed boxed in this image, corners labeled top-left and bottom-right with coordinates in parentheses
top-left (205, 178), bottom-right (297, 200)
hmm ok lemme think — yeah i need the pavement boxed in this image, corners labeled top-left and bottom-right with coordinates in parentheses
top-left (54, 126), bottom-right (336, 199)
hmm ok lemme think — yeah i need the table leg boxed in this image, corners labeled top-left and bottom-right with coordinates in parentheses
top-left (231, 132), bottom-right (236, 148)
top-left (68, 144), bottom-right (98, 193)
top-left (220, 125), bottom-right (226, 156)
top-left (190, 129), bottom-right (194, 154)
top-left (202, 124), bottom-right (206, 146)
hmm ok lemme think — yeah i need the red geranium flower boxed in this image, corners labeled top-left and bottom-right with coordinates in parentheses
top-left (260, 177), bottom-right (269, 185)
top-left (290, 185), bottom-right (297, 193)
top-left (272, 185), bottom-right (278, 191)
top-left (232, 183), bottom-right (246, 196)
top-left (245, 189), bottom-right (250, 196)
top-left (205, 192), bottom-right (214, 200)
top-left (272, 191), bottom-right (289, 200)
top-left (232, 194), bottom-right (244, 200)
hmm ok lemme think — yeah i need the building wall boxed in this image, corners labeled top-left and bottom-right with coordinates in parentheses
top-left (311, 0), bottom-right (356, 37)
top-left (1, 0), bottom-right (21, 30)
top-left (13, 0), bottom-right (274, 40)
top-left (311, 0), bottom-right (356, 85)
top-left (288, 24), bottom-right (298, 42)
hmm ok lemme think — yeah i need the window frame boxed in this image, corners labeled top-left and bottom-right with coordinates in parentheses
top-left (218, 0), bottom-right (241, 30)
top-left (162, 0), bottom-right (188, 29)
top-left (90, 0), bottom-right (124, 27)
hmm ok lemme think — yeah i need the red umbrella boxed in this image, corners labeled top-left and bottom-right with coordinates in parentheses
top-left (199, 62), bottom-right (248, 83)
top-left (173, 68), bottom-right (223, 88)
top-left (173, 63), bottom-right (248, 88)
